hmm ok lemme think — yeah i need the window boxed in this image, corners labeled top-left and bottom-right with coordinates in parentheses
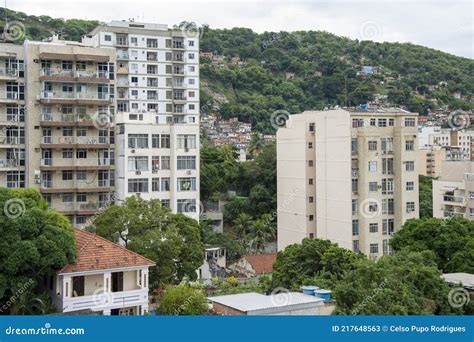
top-left (370, 118), bottom-right (376, 126)
top-left (152, 134), bottom-right (159, 148)
top-left (368, 161), bottom-right (377, 172)
top-left (382, 158), bottom-right (394, 175)
top-left (62, 170), bottom-right (73, 181)
top-left (369, 182), bottom-right (378, 192)
top-left (469, 192), bottom-right (474, 200)
top-left (308, 142), bottom-right (313, 149)
top-left (406, 202), bottom-right (415, 213)
top-left (177, 177), bottom-right (196, 191)
top-left (146, 38), bottom-right (158, 48)
top-left (72, 276), bottom-right (85, 297)
top-left (368, 141), bottom-right (377, 151)
top-left (104, 35), bottom-right (111, 42)
top-left (309, 215), bottom-right (314, 221)
top-left (352, 118), bottom-right (363, 128)
top-left (309, 196), bottom-right (314, 203)
top-left (383, 239), bottom-right (389, 255)
top-left (309, 123), bottom-right (315, 132)
top-left (76, 171), bottom-right (87, 181)
top-left (177, 135), bottom-right (196, 149)
top-left (188, 53), bottom-right (195, 59)
top-left (76, 128), bottom-right (87, 137)
top-left (128, 156), bottom-right (148, 171)
top-left (188, 40), bottom-right (195, 47)
top-left (309, 178), bottom-right (313, 185)
top-left (76, 193), bottom-right (87, 202)
top-left (177, 199), bottom-right (196, 213)
top-left (368, 201), bottom-right (379, 213)
top-left (352, 199), bottom-right (358, 214)
top-left (378, 118), bottom-right (387, 127)
top-left (352, 220), bottom-right (359, 236)
top-left (381, 138), bottom-right (393, 154)
top-left (351, 139), bottom-right (358, 155)
top-left (62, 193), bottom-right (73, 203)
top-left (161, 199), bottom-right (170, 208)
top-left (369, 223), bottom-right (378, 233)
top-left (382, 219), bottom-right (395, 235)
top-left (63, 127), bottom-right (73, 136)
top-left (128, 178), bottom-right (148, 193)
top-left (308, 160), bottom-right (314, 167)
top-left (406, 181), bottom-right (414, 191)
top-left (352, 178), bottom-right (358, 193)
top-left (177, 156), bottom-right (196, 170)
top-left (382, 198), bottom-right (394, 215)
top-left (152, 178), bottom-right (159, 192)
top-left (161, 156), bottom-right (170, 170)
top-left (128, 134), bottom-right (148, 148)
top-left (382, 178), bottom-right (394, 194)
top-left (388, 118), bottom-right (394, 126)
top-left (161, 134), bottom-right (170, 148)
top-left (188, 79), bottom-right (195, 85)
top-left (352, 240), bottom-right (360, 253)
top-left (76, 149), bottom-right (87, 159)
top-left (405, 118), bottom-right (416, 127)
top-left (370, 243), bottom-right (379, 255)
top-left (161, 177), bottom-right (170, 191)
top-left (405, 140), bottom-right (414, 151)
top-left (189, 104), bottom-right (195, 110)
top-left (405, 161), bottom-right (415, 172)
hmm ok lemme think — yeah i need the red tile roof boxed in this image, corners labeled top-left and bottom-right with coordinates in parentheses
top-left (59, 229), bottom-right (155, 274)
top-left (243, 253), bottom-right (277, 274)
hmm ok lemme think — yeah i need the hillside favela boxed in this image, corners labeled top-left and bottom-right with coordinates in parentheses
top-left (0, 2), bottom-right (472, 324)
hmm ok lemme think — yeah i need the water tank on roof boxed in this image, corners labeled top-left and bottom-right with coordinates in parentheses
top-left (359, 103), bottom-right (369, 110)
top-left (300, 285), bottom-right (319, 296)
top-left (314, 289), bottom-right (332, 301)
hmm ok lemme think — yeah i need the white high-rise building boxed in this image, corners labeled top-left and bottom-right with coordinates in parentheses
top-left (84, 21), bottom-right (200, 220)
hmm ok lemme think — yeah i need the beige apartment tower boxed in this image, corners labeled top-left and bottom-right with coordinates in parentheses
top-left (277, 108), bottom-right (419, 258)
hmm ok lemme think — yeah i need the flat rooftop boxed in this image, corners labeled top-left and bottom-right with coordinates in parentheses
top-left (208, 292), bottom-right (324, 314)
top-left (442, 273), bottom-right (474, 290)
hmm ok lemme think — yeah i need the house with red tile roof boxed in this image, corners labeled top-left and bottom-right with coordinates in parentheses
top-left (46, 229), bottom-right (155, 315)
top-left (228, 253), bottom-right (277, 278)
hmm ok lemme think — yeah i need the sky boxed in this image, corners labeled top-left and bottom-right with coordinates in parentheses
top-left (7, 0), bottom-right (474, 58)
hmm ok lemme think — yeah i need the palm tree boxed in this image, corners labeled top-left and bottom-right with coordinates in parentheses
top-left (233, 213), bottom-right (253, 240)
top-left (247, 132), bottom-right (264, 158)
top-left (249, 216), bottom-right (276, 252)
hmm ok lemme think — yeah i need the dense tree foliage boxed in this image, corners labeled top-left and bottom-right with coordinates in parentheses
top-left (333, 250), bottom-right (461, 315)
top-left (390, 217), bottom-right (474, 273)
top-left (91, 196), bottom-right (204, 285)
top-left (157, 284), bottom-right (208, 315)
top-left (419, 175), bottom-right (434, 219)
top-left (0, 188), bottom-right (75, 315)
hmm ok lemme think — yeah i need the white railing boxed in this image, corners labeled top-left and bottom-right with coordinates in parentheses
top-left (0, 159), bottom-right (19, 168)
top-left (41, 136), bottom-right (109, 145)
top-left (40, 92), bottom-right (111, 101)
top-left (0, 68), bottom-right (18, 77)
top-left (40, 69), bottom-right (74, 77)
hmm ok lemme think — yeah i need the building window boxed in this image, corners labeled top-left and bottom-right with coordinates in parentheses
top-left (309, 196), bottom-right (314, 203)
top-left (352, 240), bottom-right (360, 253)
top-left (308, 142), bottom-right (313, 149)
top-left (309, 178), bottom-right (313, 185)
top-left (161, 199), bottom-right (170, 208)
top-left (368, 201), bottom-right (379, 213)
top-left (378, 118), bottom-right (387, 127)
top-left (177, 199), bottom-right (196, 213)
top-left (470, 208), bottom-right (474, 217)
top-left (152, 134), bottom-right (159, 148)
top-left (352, 199), bottom-right (358, 214)
top-left (352, 178), bottom-right (358, 193)
top-left (76, 193), bottom-right (87, 202)
top-left (161, 177), bottom-right (170, 191)
top-left (388, 118), bottom-right (394, 126)
top-left (382, 158), bottom-right (394, 175)
top-left (128, 178), bottom-right (148, 193)
top-left (405, 118), bottom-right (416, 127)
top-left (177, 177), bottom-right (196, 191)
top-left (382, 219), bottom-right (395, 235)
top-left (352, 220), bottom-right (359, 236)
top-left (161, 156), bottom-right (171, 170)
top-left (104, 35), bottom-right (111, 42)
top-left (369, 182), bottom-right (378, 192)
top-left (128, 134), bottom-right (148, 149)
top-left (62, 193), bottom-right (73, 203)
top-left (62, 149), bottom-right (73, 158)
top-left (370, 118), bottom-right (376, 126)
top-left (76, 171), bottom-right (87, 181)
top-left (368, 141), bottom-right (377, 151)
top-left (405, 161), bottom-right (415, 172)
top-left (352, 118), bottom-right (363, 128)
top-left (469, 192), bottom-right (474, 200)
top-left (308, 160), bottom-right (314, 167)
top-left (405, 140), bottom-right (414, 151)
top-left (406, 202), bottom-right (415, 213)
top-left (177, 156), bottom-right (196, 170)
top-left (76, 216), bottom-right (87, 225)
top-left (128, 156), bottom-right (148, 171)
top-left (62, 170), bottom-right (73, 181)
top-left (406, 181), bottom-right (414, 191)
top-left (161, 134), bottom-right (170, 148)
top-left (369, 223), bottom-right (378, 233)
top-left (188, 40), bottom-right (194, 46)
top-left (368, 161), bottom-right (377, 172)
top-left (76, 149), bottom-right (87, 159)
top-left (309, 215), bottom-right (314, 221)
top-left (370, 243), bottom-right (379, 255)
top-left (309, 123), bottom-right (315, 132)
top-left (382, 178), bottom-right (394, 194)
top-left (381, 138), bottom-right (393, 154)
top-left (177, 135), bottom-right (196, 149)
top-left (152, 178), bottom-right (159, 192)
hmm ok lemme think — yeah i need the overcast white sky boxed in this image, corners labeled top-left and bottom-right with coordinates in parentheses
top-left (7, 0), bottom-right (474, 58)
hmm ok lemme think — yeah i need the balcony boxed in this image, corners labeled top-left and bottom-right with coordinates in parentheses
top-left (172, 41), bottom-right (185, 49)
top-left (38, 91), bottom-right (112, 105)
top-left (40, 113), bottom-right (104, 127)
top-left (0, 159), bottom-right (21, 169)
top-left (0, 92), bottom-right (23, 103)
top-left (40, 158), bottom-right (112, 170)
top-left (0, 67), bottom-right (19, 79)
top-left (443, 210), bottom-right (464, 218)
top-left (0, 114), bottom-right (24, 126)
top-left (2, 137), bottom-right (24, 146)
top-left (116, 51), bottom-right (129, 60)
top-left (40, 136), bottom-right (111, 148)
top-left (40, 179), bottom-right (113, 194)
top-left (117, 67), bottom-right (129, 74)
top-left (442, 195), bottom-right (466, 206)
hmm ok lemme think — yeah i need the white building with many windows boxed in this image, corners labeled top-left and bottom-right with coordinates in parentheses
top-left (84, 21), bottom-right (200, 220)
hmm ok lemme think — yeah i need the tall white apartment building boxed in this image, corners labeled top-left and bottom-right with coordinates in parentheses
top-left (277, 108), bottom-right (419, 258)
top-left (84, 21), bottom-right (200, 220)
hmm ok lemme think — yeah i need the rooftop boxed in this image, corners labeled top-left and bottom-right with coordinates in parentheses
top-left (242, 253), bottom-right (277, 274)
top-left (59, 229), bottom-right (155, 274)
top-left (442, 273), bottom-right (474, 290)
top-left (208, 292), bottom-right (324, 314)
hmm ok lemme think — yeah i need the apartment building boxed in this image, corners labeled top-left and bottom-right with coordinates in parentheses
top-left (0, 44), bottom-right (26, 189)
top-left (277, 108), bottom-right (419, 258)
top-left (433, 161), bottom-right (474, 220)
top-left (418, 146), bottom-right (446, 177)
top-left (23, 36), bottom-right (116, 227)
top-left (426, 127), bottom-right (474, 160)
top-left (84, 21), bottom-right (200, 220)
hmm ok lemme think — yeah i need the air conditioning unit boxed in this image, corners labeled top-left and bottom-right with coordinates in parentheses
top-left (135, 171), bottom-right (141, 175)
top-left (131, 149), bottom-right (135, 153)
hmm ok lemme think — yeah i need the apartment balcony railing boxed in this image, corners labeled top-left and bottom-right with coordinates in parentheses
top-left (41, 113), bottom-right (97, 123)
top-left (116, 51), bottom-right (129, 59)
top-left (442, 195), bottom-right (466, 205)
top-left (172, 42), bottom-right (185, 49)
top-left (40, 69), bottom-right (74, 77)
top-left (3, 137), bottom-right (24, 145)
top-left (0, 68), bottom-right (19, 77)
top-left (0, 92), bottom-right (21, 101)
top-left (41, 136), bottom-right (110, 145)
top-left (0, 159), bottom-right (20, 168)
top-left (40, 158), bottom-right (112, 168)
top-left (117, 67), bottom-right (129, 74)
top-left (443, 210), bottom-right (464, 218)
top-left (39, 92), bottom-right (111, 101)
top-left (41, 180), bottom-right (53, 188)
top-left (40, 158), bottom-right (53, 166)
top-left (0, 114), bottom-right (24, 125)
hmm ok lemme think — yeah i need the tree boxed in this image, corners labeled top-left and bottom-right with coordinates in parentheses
top-left (390, 217), bottom-right (474, 273)
top-left (419, 175), bottom-right (434, 218)
top-left (92, 196), bottom-right (203, 285)
top-left (157, 284), bottom-right (208, 315)
top-left (233, 213), bottom-right (253, 240)
top-left (333, 250), bottom-right (461, 315)
top-left (272, 238), bottom-right (363, 289)
top-left (247, 132), bottom-right (265, 157)
top-left (248, 214), bottom-right (276, 252)
top-left (0, 187), bottom-right (75, 315)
